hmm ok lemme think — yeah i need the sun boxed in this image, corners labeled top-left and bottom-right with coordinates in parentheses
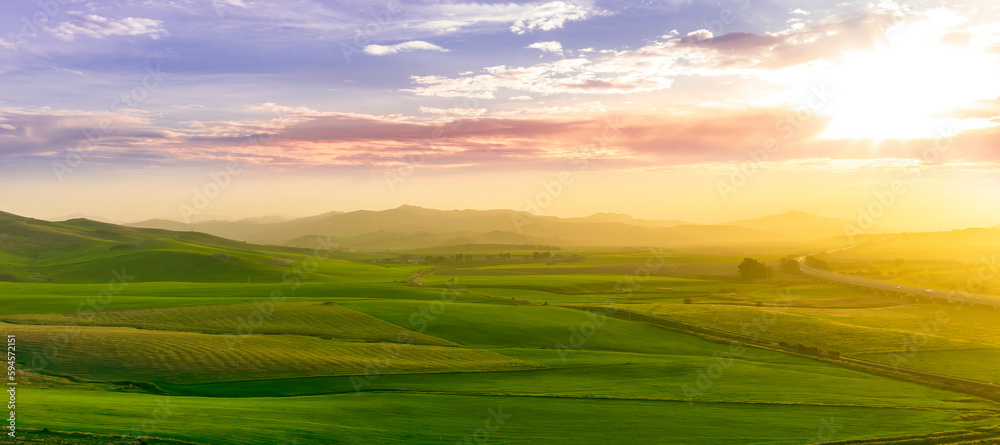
top-left (818, 20), bottom-right (1000, 141)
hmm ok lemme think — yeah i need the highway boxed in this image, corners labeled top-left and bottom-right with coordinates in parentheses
top-left (796, 254), bottom-right (1000, 308)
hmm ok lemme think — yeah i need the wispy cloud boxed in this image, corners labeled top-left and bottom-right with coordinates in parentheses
top-left (363, 41), bottom-right (449, 56)
top-left (418, 106), bottom-right (487, 117)
top-left (51, 67), bottom-right (84, 76)
top-left (509, 1), bottom-right (600, 34)
top-left (415, 1), bottom-right (609, 35)
top-left (49, 13), bottom-right (167, 41)
top-left (527, 41), bottom-right (563, 55)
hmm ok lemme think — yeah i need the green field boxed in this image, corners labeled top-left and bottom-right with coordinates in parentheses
top-left (0, 301), bottom-right (455, 345)
top-left (18, 388), bottom-right (995, 445)
top-left (621, 300), bottom-right (1000, 383)
top-left (4, 323), bottom-right (538, 384)
top-left (3, 214), bottom-right (1000, 443)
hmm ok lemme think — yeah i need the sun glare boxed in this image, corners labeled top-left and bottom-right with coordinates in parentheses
top-left (819, 23), bottom-right (1000, 141)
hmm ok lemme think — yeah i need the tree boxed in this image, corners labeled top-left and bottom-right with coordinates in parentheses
top-left (779, 257), bottom-right (800, 274)
top-left (737, 258), bottom-right (771, 280)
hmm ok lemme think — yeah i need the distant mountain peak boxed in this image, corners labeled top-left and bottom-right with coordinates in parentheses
top-left (590, 212), bottom-right (630, 217)
top-left (47, 213), bottom-right (118, 224)
top-left (237, 215), bottom-right (290, 224)
top-left (583, 212), bottom-right (635, 220)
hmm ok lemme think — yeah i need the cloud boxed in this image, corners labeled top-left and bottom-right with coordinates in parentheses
top-left (0, 108), bottom-right (171, 162)
top-left (212, 0), bottom-right (252, 19)
top-left (405, 10), bottom-right (963, 100)
top-left (527, 41), bottom-right (563, 55)
top-left (167, 103), bottom-right (826, 168)
top-left (509, 96), bottom-right (534, 101)
top-left (363, 41), bottom-right (449, 56)
top-left (415, 1), bottom-right (608, 35)
top-left (510, 1), bottom-right (597, 34)
top-left (418, 107), bottom-right (487, 117)
top-left (681, 29), bottom-right (713, 43)
top-left (672, 12), bottom-right (903, 70)
top-left (404, 45), bottom-right (683, 98)
top-left (51, 67), bottom-right (84, 76)
top-left (177, 105), bottom-right (868, 172)
top-left (11, 96), bottom-right (1000, 174)
top-left (49, 13), bottom-right (167, 41)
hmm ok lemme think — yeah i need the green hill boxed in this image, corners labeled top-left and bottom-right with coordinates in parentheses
top-left (0, 211), bottom-right (376, 283)
top-left (128, 205), bottom-right (807, 250)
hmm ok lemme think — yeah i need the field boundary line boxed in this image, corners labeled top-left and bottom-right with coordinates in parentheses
top-left (563, 305), bottom-right (1000, 405)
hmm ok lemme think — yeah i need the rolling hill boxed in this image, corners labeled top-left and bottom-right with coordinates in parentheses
top-left (0, 211), bottom-right (357, 283)
top-left (720, 209), bottom-right (895, 240)
top-left (833, 226), bottom-right (1000, 260)
top-left (126, 206), bottom-right (852, 250)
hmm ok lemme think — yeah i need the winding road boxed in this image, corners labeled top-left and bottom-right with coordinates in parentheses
top-left (796, 252), bottom-right (1000, 308)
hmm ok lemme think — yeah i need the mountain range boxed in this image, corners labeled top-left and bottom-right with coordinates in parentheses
top-left (122, 206), bottom-right (889, 250)
top-left (4, 206), bottom-right (999, 285)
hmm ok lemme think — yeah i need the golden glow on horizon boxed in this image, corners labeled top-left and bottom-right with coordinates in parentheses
top-left (819, 20), bottom-right (1000, 141)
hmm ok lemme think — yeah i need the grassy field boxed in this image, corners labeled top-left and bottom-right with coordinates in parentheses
top-left (17, 388), bottom-right (996, 445)
top-left (619, 300), bottom-right (1000, 383)
top-left (7, 428), bottom-right (207, 445)
top-left (855, 348), bottom-right (1000, 384)
top-left (0, 301), bottom-right (455, 345)
top-left (0, 280), bottom-right (494, 315)
top-left (4, 216), bottom-right (1000, 444)
top-left (2, 323), bottom-right (538, 384)
top-left (819, 233), bottom-right (1000, 295)
top-left (162, 347), bottom-right (999, 410)
top-left (623, 303), bottom-right (976, 353)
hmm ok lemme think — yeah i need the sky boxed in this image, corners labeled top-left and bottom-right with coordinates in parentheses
top-left (1, 0), bottom-right (999, 231)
